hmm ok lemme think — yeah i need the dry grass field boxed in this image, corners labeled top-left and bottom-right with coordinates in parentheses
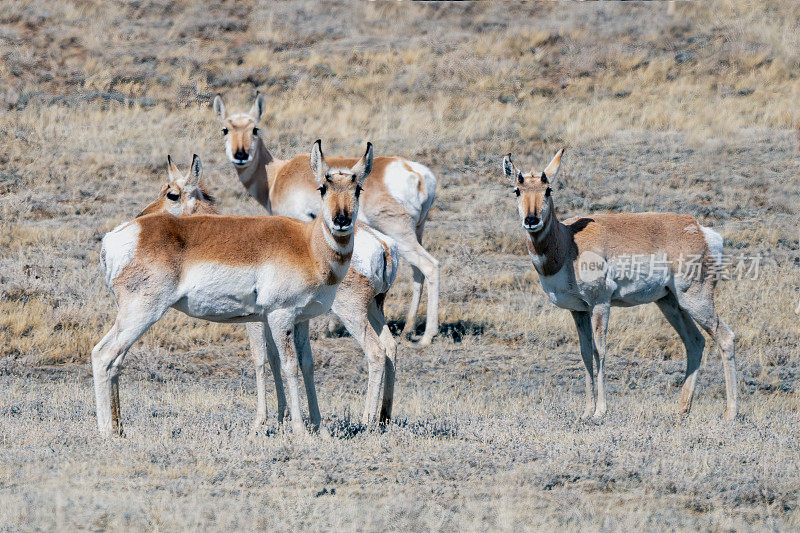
top-left (1, 1), bottom-right (799, 530)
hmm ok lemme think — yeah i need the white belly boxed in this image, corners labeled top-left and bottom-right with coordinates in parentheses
top-left (539, 266), bottom-right (589, 311)
top-left (295, 283), bottom-right (338, 321)
top-left (172, 263), bottom-right (314, 323)
top-left (535, 253), bottom-right (675, 312)
top-left (607, 257), bottom-right (671, 306)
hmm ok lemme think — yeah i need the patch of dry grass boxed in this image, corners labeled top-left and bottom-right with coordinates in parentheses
top-left (0, 1), bottom-right (799, 530)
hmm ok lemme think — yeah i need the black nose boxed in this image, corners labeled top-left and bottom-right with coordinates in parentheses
top-left (234, 150), bottom-right (248, 161)
top-left (524, 214), bottom-right (540, 226)
top-left (333, 214), bottom-right (351, 228)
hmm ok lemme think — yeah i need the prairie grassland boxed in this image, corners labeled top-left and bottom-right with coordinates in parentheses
top-left (0, 1), bottom-right (799, 530)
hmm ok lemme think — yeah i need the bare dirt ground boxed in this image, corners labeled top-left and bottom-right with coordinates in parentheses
top-left (0, 1), bottom-right (799, 530)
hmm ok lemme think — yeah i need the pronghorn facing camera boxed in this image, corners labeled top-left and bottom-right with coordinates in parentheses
top-left (93, 141), bottom-right (373, 436)
top-left (136, 154), bottom-right (217, 218)
top-left (213, 93), bottom-right (440, 346)
top-left (503, 150), bottom-right (738, 421)
top-left (136, 155), bottom-right (400, 427)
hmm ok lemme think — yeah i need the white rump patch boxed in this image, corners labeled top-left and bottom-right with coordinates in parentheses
top-left (382, 160), bottom-right (437, 224)
top-left (101, 221), bottom-right (141, 288)
top-left (700, 225), bottom-right (723, 267)
top-left (351, 226), bottom-right (400, 295)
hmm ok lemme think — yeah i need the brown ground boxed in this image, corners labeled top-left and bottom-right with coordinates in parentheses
top-left (0, 1), bottom-right (798, 530)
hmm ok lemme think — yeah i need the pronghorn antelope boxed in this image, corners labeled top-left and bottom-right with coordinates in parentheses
top-left (212, 93), bottom-right (440, 346)
top-left (137, 154), bottom-right (400, 426)
top-left (92, 141), bottom-right (374, 436)
top-left (136, 155), bottom-right (217, 218)
top-left (503, 149), bottom-right (738, 420)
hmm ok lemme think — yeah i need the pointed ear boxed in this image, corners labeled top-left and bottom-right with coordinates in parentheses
top-left (167, 154), bottom-right (180, 181)
top-left (212, 95), bottom-right (226, 124)
top-left (310, 139), bottom-right (329, 186)
top-left (351, 142), bottom-right (373, 185)
top-left (503, 153), bottom-right (517, 181)
top-left (249, 91), bottom-right (265, 122)
top-left (504, 153), bottom-right (523, 183)
top-left (543, 148), bottom-right (564, 180)
top-left (189, 154), bottom-right (203, 187)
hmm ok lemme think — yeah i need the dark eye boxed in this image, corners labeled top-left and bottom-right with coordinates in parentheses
top-left (545, 187), bottom-right (552, 197)
top-left (252, 127), bottom-right (259, 135)
top-left (166, 191), bottom-right (180, 201)
top-left (514, 188), bottom-right (520, 197)
top-left (317, 184), bottom-right (327, 196)
top-left (221, 128), bottom-right (228, 135)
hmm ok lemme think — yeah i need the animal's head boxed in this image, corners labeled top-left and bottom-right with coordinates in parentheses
top-left (138, 154), bottom-right (216, 218)
top-left (503, 149), bottom-right (564, 232)
top-left (310, 139), bottom-right (372, 237)
top-left (213, 92), bottom-right (266, 168)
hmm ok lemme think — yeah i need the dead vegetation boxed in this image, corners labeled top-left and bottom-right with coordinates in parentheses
top-left (0, 1), bottom-right (799, 530)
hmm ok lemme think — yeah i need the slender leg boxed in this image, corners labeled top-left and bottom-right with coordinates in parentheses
top-left (91, 301), bottom-right (167, 436)
top-left (294, 321), bottom-right (321, 431)
top-left (268, 311), bottom-right (305, 434)
top-left (655, 294), bottom-right (705, 417)
top-left (92, 326), bottom-right (123, 435)
top-left (246, 321), bottom-right (284, 430)
top-left (246, 321), bottom-right (287, 423)
top-left (333, 298), bottom-right (386, 426)
top-left (109, 377), bottom-right (121, 434)
top-left (400, 265), bottom-right (424, 339)
top-left (415, 221), bottom-right (439, 347)
top-left (262, 322), bottom-right (288, 422)
top-left (590, 303), bottom-right (610, 418)
top-left (369, 294), bottom-right (397, 422)
top-left (675, 287), bottom-right (738, 420)
top-left (571, 310), bottom-right (595, 419)
top-left (325, 316), bottom-right (340, 338)
top-left (688, 311), bottom-right (737, 420)
top-left (245, 322), bottom-right (268, 429)
top-left (396, 239), bottom-right (440, 347)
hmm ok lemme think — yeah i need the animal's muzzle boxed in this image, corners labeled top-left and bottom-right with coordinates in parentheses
top-left (333, 213), bottom-right (351, 229)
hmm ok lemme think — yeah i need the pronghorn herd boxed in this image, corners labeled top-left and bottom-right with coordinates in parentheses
top-left (91, 94), bottom-right (738, 436)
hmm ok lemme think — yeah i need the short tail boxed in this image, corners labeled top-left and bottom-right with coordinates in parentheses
top-left (379, 236), bottom-right (400, 292)
top-left (700, 225), bottom-right (723, 268)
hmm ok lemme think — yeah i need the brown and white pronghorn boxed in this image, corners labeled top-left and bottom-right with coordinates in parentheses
top-left (212, 93), bottom-right (440, 346)
top-left (136, 154), bottom-right (400, 427)
top-left (503, 149), bottom-right (738, 420)
top-left (92, 141), bottom-right (375, 436)
top-left (136, 154), bottom-right (217, 218)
